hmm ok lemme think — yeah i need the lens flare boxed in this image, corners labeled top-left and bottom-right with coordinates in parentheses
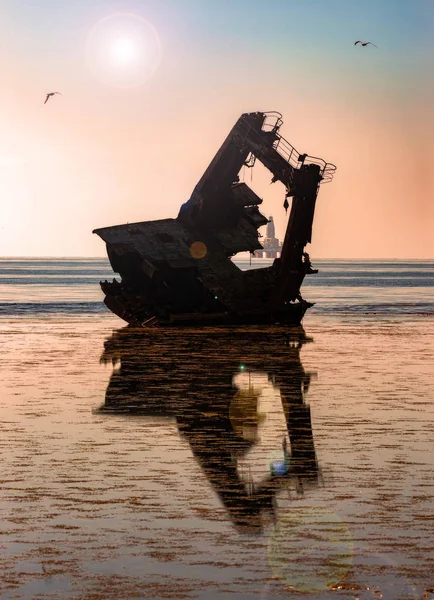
top-left (268, 506), bottom-right (353, 593)
top-left (189, 241), bottom-right (207, 259)
top-left (86, 13), bottom-right (162, 88)
top-left (229, 388), bottom-right (262, 439)
top-left (346, 544), bottom-right (420, 599)
top-left (270, 458), bottom-right (290, 477)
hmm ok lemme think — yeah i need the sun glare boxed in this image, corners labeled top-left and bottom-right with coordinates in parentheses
top-left (86, 13), bottom-right (161, 88)
top-left (110, 37), bottom-right (137, 65)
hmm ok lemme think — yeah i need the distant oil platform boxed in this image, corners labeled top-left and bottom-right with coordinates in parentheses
top-left (254, 216), bottom-right (282, 258)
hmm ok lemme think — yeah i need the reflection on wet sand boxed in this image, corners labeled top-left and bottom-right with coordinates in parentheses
top-left (2, 316), bottom-right (433, 598)
top-left (99, 327), bottom-right (321, 533)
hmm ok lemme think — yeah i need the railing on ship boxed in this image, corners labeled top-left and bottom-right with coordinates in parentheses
top-left (242, 111), bottom-right (336, 184)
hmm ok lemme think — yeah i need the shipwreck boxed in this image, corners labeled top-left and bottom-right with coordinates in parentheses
top-left (93, 111), bottom-right (336, 326)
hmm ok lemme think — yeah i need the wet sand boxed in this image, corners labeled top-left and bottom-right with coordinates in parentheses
top-left (1, 313), bottom-right (433, 599)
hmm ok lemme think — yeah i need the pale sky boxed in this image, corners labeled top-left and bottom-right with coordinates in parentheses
top-left (0, 0), bottom-right (433, 258)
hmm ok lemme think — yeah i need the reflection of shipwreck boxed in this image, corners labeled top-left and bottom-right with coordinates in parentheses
top-left (99, 327), bottom-right (320, 533)
top-left (93, 112), bottom-right (336, 326)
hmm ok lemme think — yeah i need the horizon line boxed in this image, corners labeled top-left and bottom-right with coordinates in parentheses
top-left (0, 256), bottom-right (433, 261)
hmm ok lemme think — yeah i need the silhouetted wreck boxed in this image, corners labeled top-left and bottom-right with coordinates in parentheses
top-left (93, 112), bottom-right (336, 326)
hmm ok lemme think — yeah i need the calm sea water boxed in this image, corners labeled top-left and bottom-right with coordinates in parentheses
top-left (0, 257), bottom-right (433, 316)
top-left (0, 258), bottom-right (433, 599)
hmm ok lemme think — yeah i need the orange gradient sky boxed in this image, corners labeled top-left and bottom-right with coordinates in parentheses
top-left (0, 0), bottom-right (433, 258)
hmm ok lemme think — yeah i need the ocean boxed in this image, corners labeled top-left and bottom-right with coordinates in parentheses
top-left (0, 258), bottom-right (433, 599)
top-left (0, 258), bottom-right (433, 317)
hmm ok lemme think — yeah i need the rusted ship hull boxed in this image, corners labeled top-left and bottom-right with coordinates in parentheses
top-left (101, 282), bottom-right (310, 327)
top-left (94, 112), bottom-right (335, 327)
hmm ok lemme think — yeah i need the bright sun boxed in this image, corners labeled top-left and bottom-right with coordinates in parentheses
top-left (86, 13), bottom-right (161, 88)
top-left (110, 37), bottom-right (137, 65)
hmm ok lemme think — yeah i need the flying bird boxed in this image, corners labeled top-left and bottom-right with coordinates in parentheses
top-left (354, 40), bottom-right (377, 47)
top-left (44, 92), bottom-right (62, 104)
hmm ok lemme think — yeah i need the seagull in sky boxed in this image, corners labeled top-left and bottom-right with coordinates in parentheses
top-left (44, 92), bottom-right (62, 104)
top-left (354, 40), bottom-right (378, 47)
